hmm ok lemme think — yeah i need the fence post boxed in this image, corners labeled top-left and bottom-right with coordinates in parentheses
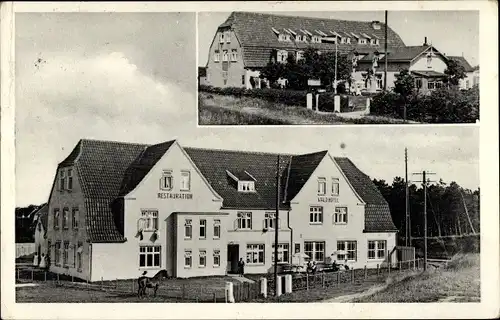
top-left (399, 261), bottom-right (401, 272)
top-left (306, 273), bottom-right (309, 290)
top-left (44, 271), bottom-right (47, 282)
top-left (182, 283), bottom-right (186, 301)
top-left (377, 264), bottom-right (379, 277)
top-left (213, 292), bottom-right (217, 303)
top-left (71, 275), bottom-right (74, 283)
top-left (337, 272), bottom-right (340, 286)
top-left (31, 269), bottom-right (34, 282)
top-left (364, 265), bottom-right (367, 280)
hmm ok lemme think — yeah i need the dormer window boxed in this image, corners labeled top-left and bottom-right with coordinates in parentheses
top-left (359, 38), bottom-right (367, 45)
top-left (227, 170), bottom-right (257, 193)
top-left (296, 50), bottom-right (304, 61)
top-left (239, 181), bottom-right (255, 192)
top-left (278, 34), bottom-right (291, 42)
top-left (346, 37), bottom-right (351, 44)
top-left (340, 37), bottom-right (346, 44)
top-left (277, 50), bottom-right (288, 63)
top-left (311, 36), bottom-right (321, 43)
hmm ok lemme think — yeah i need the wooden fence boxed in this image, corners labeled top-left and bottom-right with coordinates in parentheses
top-left (232, 281), bottom-right (261, 302)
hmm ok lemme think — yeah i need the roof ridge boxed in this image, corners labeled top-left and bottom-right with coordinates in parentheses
top-left (230, 11), bottom-right (385, 25)
top-left (184, 146), bottom-right (296, 157)
top-left (80, 138), bottom-right (149, 147)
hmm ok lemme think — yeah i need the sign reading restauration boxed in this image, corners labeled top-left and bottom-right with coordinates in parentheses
top-left (317, 196), bottom-right (339, 203)
top-left (158, 193), bottom-right (193, 200)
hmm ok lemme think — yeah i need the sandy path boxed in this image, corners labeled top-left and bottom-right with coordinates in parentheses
top-left (322, 284), bottom-right (388, 303)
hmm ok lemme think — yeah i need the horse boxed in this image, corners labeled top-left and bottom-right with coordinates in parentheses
top-left (137, 269), bottom-right (170, 299)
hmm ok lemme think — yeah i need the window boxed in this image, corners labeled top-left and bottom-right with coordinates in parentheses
top-left (359, 38), bottom-right (367, 44)
top-left (199, 219), bottom-right (206, 239)
top-left (231, 49), bottom-right (238, 62)
top-left (219, 32), bottom-right (224, 43)
top-left (272, 243), bottom-right (289, 263)
top-left (426, 53), bottom-right (433, 68)
top-left (465, 80), bottom-right (470, 89)
top-left (368, 240), bottom-right (387, 260)
top-left (141, 209), bottom-right (159, 231)
top-left (238, 181), bottom-right (255, 192)
top-left (199, 250), bottom-right (207, 267)
top-left (63, 241), bottom-right (69, 266)
top-left (246, 244), bottom-right (265, 264)
top-left (139, 246), bottom-right (161, 268)
top-left (334, 207), bottom-right (348, 224)
top-left (213, 220), bottom-right (221, 239)
top-left (54, 208), bottom-right (60, 229)
top-left (213, 249), bottom-right (220, 267)
top-left (317, 178), bottom-right (326, 195)
top-left (222, 50), bottom-right (228, 62)
top-left (67, 168), bottom-right (73, 190)
top-left (47, 240), bottom-right (52, 261)
top-left (59, 169), bottom-right (65, 190)
top-left (331, 178), bottom-right (339, 195)
top-left (76, 242), bottom-right (83, 271)
top-left (241, 75), bottom-right (245, 85)
top-left (225, 31), bottom-right (231, 43)
top-left (304, 241), bottom-right (325, 262)
top-left (264, 212), bottom-right (280, 229)
top-left (376, 75), bottom-right (383, 89)
top-left (180, 170), bottom-right (191, 191)
top-left (184, 250), bottom-right (192, 268)
top-left (214, 51), bottom-right (220, 62)
top-left (278, 34), bottom-right (290, 42)
top-left (72, 208), bottom-right (79, 229)
top-left (337, 241), bottom-right (357, 261)
top-left (160, 170), bottom-right (173, 191)
top-left (277, 50), bottom-right (288, 63)
top-left (237, 212), bottom-right (252, 230)
top-left (62, 208), bottom-right (69, 229)
top-left (55, 241), bottom-right (61, 266)
top-left (435, 81), bottom-right (442, 89)
top-left (346, 37), bottom-right (351, 44)
top-left (415, 78), bottom-right (422, 89)
top-left (184, 219), bottom-right (192, 239)
top-left (428, 81), bottom-right (435, 90)
top-left (311, 36), bottom-right (321, 43)
top-left (370, 39), bottom-right (376, 45)
top-left (309, 206), bottom-right (323, 224)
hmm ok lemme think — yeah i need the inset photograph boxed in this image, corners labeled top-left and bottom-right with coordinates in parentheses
top-left (197, 11), bottom-right (479, 125)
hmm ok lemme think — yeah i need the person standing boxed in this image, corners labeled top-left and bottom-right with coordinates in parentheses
top-left (39, 253), bottom-right (47, 269)
top-left (238, 258), bottom-right (245, 277)
top-left (33, 252), bottom-right (39, 267)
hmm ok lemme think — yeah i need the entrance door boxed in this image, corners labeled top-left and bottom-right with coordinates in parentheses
top-left (227, 244), bottom-right (239, 274)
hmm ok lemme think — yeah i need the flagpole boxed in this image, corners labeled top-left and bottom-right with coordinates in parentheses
top-left (334, 37), bottom-right (338, 94)
top-left (384, 10), bottom-right (388, 91)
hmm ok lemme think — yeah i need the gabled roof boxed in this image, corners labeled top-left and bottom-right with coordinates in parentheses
top-left (33, 203), bottom-right (48, 233)
top-left (334, 157), bottom-right (397, 232)
top-left (219, 11), bottom-right (406, 68)
top-left (447, 56), bottom-right (474, 72)
top-left (59, 139), bottom-right (148, 242)
top-left (53, 139), bottom-right (398, 242)
top-left (184, 147), bottom-right (292, 209)
top-left (358, 45), bottom-right (446, 63)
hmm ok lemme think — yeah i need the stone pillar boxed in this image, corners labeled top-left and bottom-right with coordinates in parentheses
top-left (315, 94), bottom-right (320, 111)
top-left (284, 274), bottom-right (293, 293)
top-left (276, 275), bottom-right (282, 297)
top-left (366, 98), bottom-right (371, 114)
top-left (260, 277), bottom-right (267, 298)
top-left (334, 95), bottom-right (341, 113)
top-left (225, 282), bottom-right (235, 303)
top-left (306, 93), bottom-right (313, 110)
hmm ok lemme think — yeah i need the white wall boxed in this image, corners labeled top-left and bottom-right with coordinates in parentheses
top-left (91, 142), bottom-right (224, 280)
top-left (288, 154), bottom-right (396, 269)
top-left (410, 53), bottom-right (448, 73)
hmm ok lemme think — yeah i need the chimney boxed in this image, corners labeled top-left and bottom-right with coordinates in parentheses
top-left (423, 37), bottom-right (428, 46)
top-left (371, 21), bottom-right (381, 30)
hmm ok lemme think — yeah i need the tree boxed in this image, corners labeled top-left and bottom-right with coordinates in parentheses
top-left (259, 59), bottom-right (286, 89)
top-left (444, 59), bottom-right (467, 87)
top-left (393, 69), bottom-right (416, 121)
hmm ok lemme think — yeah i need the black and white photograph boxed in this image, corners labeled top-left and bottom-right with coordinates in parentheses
top-left (1, 1), bottom-right (498, 320)
top-left (198, 11), bottom-right (479, 125)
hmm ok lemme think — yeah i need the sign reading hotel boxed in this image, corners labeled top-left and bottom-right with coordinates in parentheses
top-left (158, 193), bottom-right (193, 200)
top-left (318, 196), bottom-right (339, 203)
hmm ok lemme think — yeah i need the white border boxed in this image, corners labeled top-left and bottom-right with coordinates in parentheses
top-left (2, 1), bottom-right (499, 319)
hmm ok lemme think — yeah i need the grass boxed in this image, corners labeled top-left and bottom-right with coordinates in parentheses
top-left (198, 92), bottom-right (412, 125)
top-left (352, 253), bottom-right (480, 303)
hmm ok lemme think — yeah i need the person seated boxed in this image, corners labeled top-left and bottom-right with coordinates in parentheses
top-left (331, 260), bottom-right (339, 272)
top-left (311, 261), bottom-right (318, 274)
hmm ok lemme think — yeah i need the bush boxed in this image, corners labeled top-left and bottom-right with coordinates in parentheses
top-left (370, 87), bottom-right (479, 123)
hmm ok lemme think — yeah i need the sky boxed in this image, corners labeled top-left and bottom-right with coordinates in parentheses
top-left (15, 12), bottom-right (479, 207)
top-left (198, 11), bottom-right (479, 67)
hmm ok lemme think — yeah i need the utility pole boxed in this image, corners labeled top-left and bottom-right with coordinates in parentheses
top-left (405, 148), bottom-right (409, 247)
top-left (413, 170), bottom-right (436, 271)
top-left (274, 154), bottom-right (280, 296)
top-left (384, 10), bottom-right (388, 91)
top-left (334, 37), bottom-right (338, 94)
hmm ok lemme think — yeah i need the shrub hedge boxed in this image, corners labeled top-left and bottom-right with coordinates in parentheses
top-left (370, 86), bottom-right (479, 123)
top-left (199, 84), bottom-right (349, 112)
